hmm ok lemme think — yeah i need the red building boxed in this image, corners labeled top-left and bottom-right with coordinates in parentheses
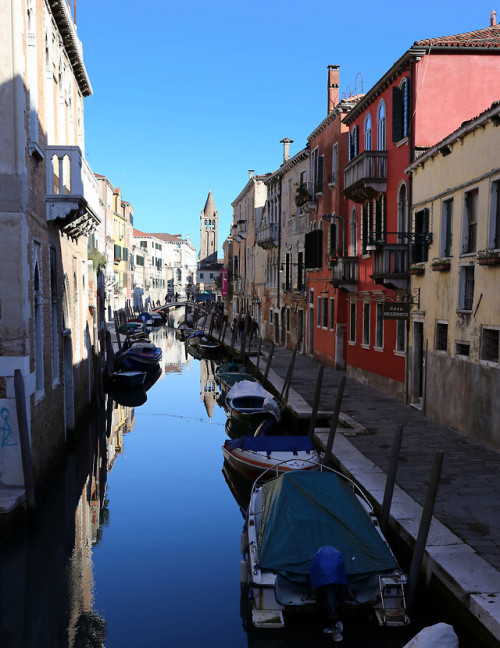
top-left (304, 66), bottom-right (361, 367)
top-left (341, 19), bottom-right (500, 400)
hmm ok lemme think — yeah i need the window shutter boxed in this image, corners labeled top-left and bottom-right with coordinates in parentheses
top-left (392, 86), bottom-right (403, 142)
top-left (318, 156), bottom-right (324, 189)
top-left (305, 232), bottom-right (312, 268)
top-left (317, 228), bottom-right (323, 268)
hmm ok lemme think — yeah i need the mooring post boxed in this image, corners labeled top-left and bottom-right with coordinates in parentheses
top-left (263, 343), bottom-right (275, 382)
top-left (380, 425), bottom-right (404, 534)
top-left (105, 330), bottom-right (114, 375)
top-left (308, 364), bottom-right (324, 440)
top-left (14, 370), bottom-right (36, 513)
top-left (254, 338), bottom-right (263, 376)
top-left (406, 451), bottom-right (444, 612)
top-left (230, 318), bottom-right (237, 355)
top-left (280, 344), bottom-right (298, 405)
top-left (221, 317), bottom-right (227, 343)
top-left (321, 375), bottom-right (346, 466)
top-left (113, 311), bottom-right (122, 352)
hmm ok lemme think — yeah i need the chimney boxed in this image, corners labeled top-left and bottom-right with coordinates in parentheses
top-left (280, 137), bottom-right (293, 163)
top-left (248, 170), bottom-right (255, 179)
top-left (327, 65), bottom-right (340, 114)
top-left (490, 9), bottom-right (497, 25)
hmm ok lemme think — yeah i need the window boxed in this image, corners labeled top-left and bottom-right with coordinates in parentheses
top-left (285, 253), bottom-right (291, 291)
top-left (322, 297), bottom-right (328, 328)
top-left (458, 265), bottom-right (474, 311)
top-left (435, 322), bottom-right (448, 351)
top-left (286, 308), bottom-right (290, 331)
top-left (309, 290), bottom-right (314, 305)
top-left (463, 188), bottom-right (478, 253)
top-left (396, 319), bottom-right (406, 352)
top-left (136, 255), bottom-right (144, 267)
top-left (350, 208), bottom-right (358, 256)
top-left (317, 297), bottom-right (321, 326)
top-left (481, 328), bottom-right (499, 363)
top-left (441, 199), bottom-right (453, 258)
top-left (362, 301), bottom-right (370, 345)
top-left (392, 78), bottom-right (409, 141)
top-left (210, 273), bottom-right (213, 279)
top-left (200, 272), bottom-right (204, 279)
top-left (297, 252), bottom-right (304, 290)
top-left (412, 208), bottom-right (430, 263)
top-left (455, 342), bottom-right (470, 357)
top-left (329, 298), bottom-right (335, 330)
top-left (114, 244), bottom-right (121, 260)
top-left (361, 201), bottom-right (372, 255)
top-left (349, 125), bottom-right (359, 161)
top-left (375, 302), bottom-right (384, 348)
top-left (364, 113), bottom-right (372, 150)
top-left (489, 179), bottom-right (500, 249)
top-left (397, 183), bottom-right (408, 238)
top-left (349, 302), bottom-right (356, 343)
top-left (331, 144), bottom-right (338, 185)
top-left (305, 229), bottom-right (323, 268)
top-left (374, 195), bottom-right (385, 241)
top-left (377, 100), bottom-right (386, 150)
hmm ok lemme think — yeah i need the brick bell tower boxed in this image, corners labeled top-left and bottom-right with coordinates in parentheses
top-left (199, 190), bottom-right (218, 267)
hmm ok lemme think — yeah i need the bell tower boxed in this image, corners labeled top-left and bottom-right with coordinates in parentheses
top-left (199, 190), bottom-right (218, 267)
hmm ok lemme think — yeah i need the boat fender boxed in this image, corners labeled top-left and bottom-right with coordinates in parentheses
top-left (240, 559), bottom-right (249, 584)
top-left (240, 531), bottom-right (247, 553)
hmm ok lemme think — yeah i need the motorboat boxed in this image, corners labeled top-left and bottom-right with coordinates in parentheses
top-left (186, 330), bottom-right (205, 346)
top-left (222, 435), bottom-right (322, 481)
top-left (115, 343), bottom-right (162, 372)
top-left (225, 380), bottom-right (282, 431)
top-left (240, 466), bottom-right (409, 637)
top-left (402, 623), bottom-right (458, 647)
top-left (216, 362), bottom-right (256, 393)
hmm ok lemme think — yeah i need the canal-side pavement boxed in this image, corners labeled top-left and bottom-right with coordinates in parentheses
top-left (222, 331), bottom-right (500, 644)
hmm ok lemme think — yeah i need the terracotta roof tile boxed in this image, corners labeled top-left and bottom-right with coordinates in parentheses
top-left (414, 23), bottom-right (500, 48)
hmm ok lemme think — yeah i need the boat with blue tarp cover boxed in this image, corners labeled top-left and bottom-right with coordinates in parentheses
top-left (222, 435), bottom-right (322, 480)
top-left (225, 380), bottom-right (282, 431)
top-left (241, 466), bottom-right (409, 638)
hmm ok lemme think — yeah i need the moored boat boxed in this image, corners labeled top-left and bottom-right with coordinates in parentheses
top-left (225, 380), bottom-right (282, 431)
top-left (241, 466), bottom-right (409, 637)
top-left (108, 370), bottom-right (147, 390)
top-left (216, 362), bottom-right (256, 393)
top-left (222, 435), bottom-right (322, 481)
top-left (115, 343), bottom-right (162, 372)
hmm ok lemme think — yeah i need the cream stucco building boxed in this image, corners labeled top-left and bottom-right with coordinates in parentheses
top-left (407, 100), bottom-right (500, 447)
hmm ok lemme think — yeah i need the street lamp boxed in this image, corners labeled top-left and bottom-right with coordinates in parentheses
top-left (366, 231), bottom-right (433, 252)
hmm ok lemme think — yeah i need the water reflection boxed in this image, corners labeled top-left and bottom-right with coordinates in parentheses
top-left (0, 325), bottom-right (434, 648)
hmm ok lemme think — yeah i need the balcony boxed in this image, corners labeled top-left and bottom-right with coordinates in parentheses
top-left (46, 146), bottom-right (101, 238)
top-left (236, 220), bottom-right (247, 239)
top-left (343, 150), bottom-right (387, 203)
top-left (331, 257), bottom-right (358, 292)
top-left (370, 243), bottom-right (408, 290)
top-left (256, 222), bottom-right (279, 249)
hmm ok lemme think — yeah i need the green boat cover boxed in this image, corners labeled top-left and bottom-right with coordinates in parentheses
top-left (257, 471), bottom-right (400, 593)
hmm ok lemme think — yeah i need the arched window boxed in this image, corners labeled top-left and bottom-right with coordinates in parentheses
top-left (350, 208), bottom-right (358, 257)
top-left (377, 101), bottom-right (386, 151)
top-left (364, 113), bottom-right (372, 151)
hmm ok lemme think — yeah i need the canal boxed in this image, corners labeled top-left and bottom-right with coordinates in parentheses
top-left (0, 323), bottom-right (453, 647)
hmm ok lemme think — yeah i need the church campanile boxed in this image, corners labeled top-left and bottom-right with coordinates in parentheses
top-left (199, 190), bottom-right (218, 266)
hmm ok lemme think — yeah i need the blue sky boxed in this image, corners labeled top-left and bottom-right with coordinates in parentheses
top-left (78, 1), bottom-right (496, 255)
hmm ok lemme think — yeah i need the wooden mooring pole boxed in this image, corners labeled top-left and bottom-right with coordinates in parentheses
top-left (406, 451), bottom-right (444, 612)
top-left (254, 338), bottom-right (263, 376)
top-left (308, 365), bottom-right (324, 440)
top-left (14, 369), bottom-right (36, 513)
top-left (380, 425), bottom-right (404, 534)
top-left (321, 375), bottom-right (346, 466)
top-left (280, 343), bottom-right (299, 406)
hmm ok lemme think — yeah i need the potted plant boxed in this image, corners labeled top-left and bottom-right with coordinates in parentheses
top-left (295, 183), bottom-right (311, 207)
top-left (431, 258), bottom-right (451, 272)
top-left (409, 265), bottom-right (425, 275)
top-left (477, 248), bottom-right (500, 266)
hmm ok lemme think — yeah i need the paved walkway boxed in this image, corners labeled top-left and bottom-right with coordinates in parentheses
top-left (218, 328), bottom-right (500, 640)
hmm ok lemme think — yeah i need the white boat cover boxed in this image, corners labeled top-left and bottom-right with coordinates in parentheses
top-left (402, 623), bottom-right (458, 648)
top-left (226, 380), bottom-right (281, 421)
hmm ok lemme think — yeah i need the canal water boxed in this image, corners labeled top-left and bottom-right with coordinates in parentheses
top-left (0, 324), bottom-right (450, 647)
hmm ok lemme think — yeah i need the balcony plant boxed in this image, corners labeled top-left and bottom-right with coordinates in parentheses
top-left (408, 265), bottom-right (425, 275)
top-left (430, 258), bottom-right (451, 272)
top-left (477, 248), bottom-right (500, 266)
top-left (295, 183), bottom-right (311, 207)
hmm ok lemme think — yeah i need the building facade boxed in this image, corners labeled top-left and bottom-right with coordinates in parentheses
top-left (0, 0), bottom-right (102, 497)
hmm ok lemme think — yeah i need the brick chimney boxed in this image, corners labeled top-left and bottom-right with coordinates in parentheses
top-left (327, 65), bottom-right (340, 113)
top-left (490, 9), bottom-right (497, 25)
top-left (280, 137), bottom-right (293, 163)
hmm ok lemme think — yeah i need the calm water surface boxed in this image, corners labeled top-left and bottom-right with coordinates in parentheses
top-left (0, 326), bottom-right (448, 647)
